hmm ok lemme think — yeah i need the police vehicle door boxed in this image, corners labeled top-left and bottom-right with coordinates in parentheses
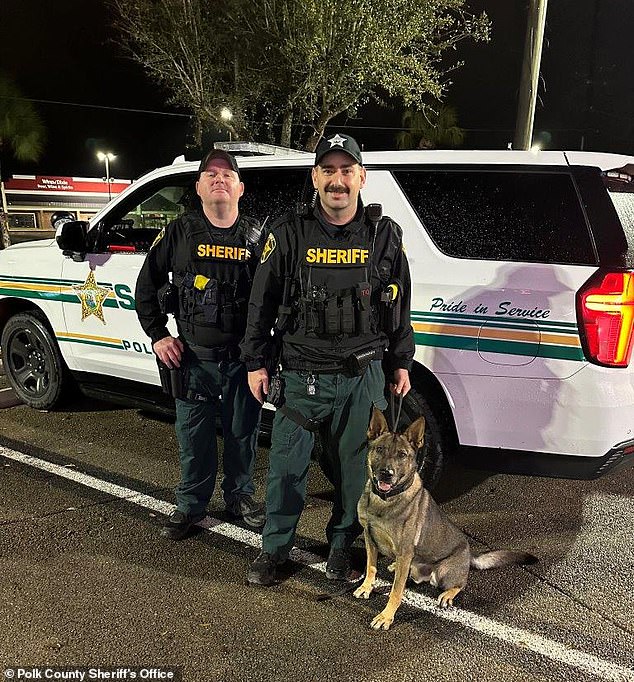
top-left (60, 179), bottom-right (191, 384)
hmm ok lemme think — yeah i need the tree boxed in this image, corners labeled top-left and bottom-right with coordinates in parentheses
top-left (0, 75), bottom-right (46, 248)
top-left (111, 0), bottom-right (489, 150)
top-left (396, 105), bottom-right (465, 149)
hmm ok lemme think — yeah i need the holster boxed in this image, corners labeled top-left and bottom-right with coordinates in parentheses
top-left (156, 358), bottom-right (187, 399)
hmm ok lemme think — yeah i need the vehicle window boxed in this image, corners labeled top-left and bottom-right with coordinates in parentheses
top-left (98, 174), bottom-right (197, 253)
top-left (121, 184), bottom-right (191, 228)
top-left (607, 191), bottom-right (634, 267)
top-left (394, 170), bottom-right (597, 265)
top-left (239, 168), bottom-right (311, 230)
top-left (95, 168), bottom-right (308, 253)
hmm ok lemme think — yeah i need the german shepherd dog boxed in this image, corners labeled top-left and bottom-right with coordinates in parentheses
top-left (354, 408), bottom-right (537, 630)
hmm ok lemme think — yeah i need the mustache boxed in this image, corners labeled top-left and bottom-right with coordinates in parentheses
top-left (325, 184), bottom-right (348, 194)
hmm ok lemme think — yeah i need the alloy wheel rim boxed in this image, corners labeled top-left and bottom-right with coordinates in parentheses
top-left (8, 327), bottom-right (51, 398)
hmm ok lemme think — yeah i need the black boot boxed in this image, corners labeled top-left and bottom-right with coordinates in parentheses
top-left (247, 551), bottom-right (287, 586)
top-left (226, 495), bottom-right (266, 528)
top-left (326, 547), bottom-right (354, 581)
top-left (160, 510), bottom-right (206, 540)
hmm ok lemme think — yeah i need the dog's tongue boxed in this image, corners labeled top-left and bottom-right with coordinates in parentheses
top-left (378, 481), bottom-right (392, 492)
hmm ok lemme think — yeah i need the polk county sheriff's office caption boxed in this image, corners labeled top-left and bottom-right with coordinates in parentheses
top-left (5, 669), bottom-right (177, 681)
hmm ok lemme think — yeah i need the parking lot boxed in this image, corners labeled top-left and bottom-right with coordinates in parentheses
top-left (1, 385), bottom-right (633, 682)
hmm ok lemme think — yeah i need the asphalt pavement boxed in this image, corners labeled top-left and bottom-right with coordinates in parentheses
top-left (0, 387), bottom-right (633, 682)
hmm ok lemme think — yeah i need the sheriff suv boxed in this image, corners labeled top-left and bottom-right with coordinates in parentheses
top-left (1, 146), bottom-right (633, 487)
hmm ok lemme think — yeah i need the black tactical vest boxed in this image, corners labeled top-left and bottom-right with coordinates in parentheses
top-left (296, 221), bottom-right (376, 338)
top-left (172, 212), bottom-right (261, 347)
top-left (281, 211), bottom-right (400, 363)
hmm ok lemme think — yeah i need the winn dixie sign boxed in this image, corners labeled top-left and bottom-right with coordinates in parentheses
top-left (5, 176), bottom-right (131, 194)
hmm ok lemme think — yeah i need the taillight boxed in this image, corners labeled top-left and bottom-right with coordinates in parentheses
top-left (577, 271), bottom-right (634, 367)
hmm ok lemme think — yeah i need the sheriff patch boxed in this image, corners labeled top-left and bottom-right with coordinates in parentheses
top-left (151, 227), bottom-right (165, 249)
top-left (305, 247), bottom-right (369, 265)
top-left (261, 233), bottom-right (276, 263)
top-left (196, 244), bottom-right (251, 261)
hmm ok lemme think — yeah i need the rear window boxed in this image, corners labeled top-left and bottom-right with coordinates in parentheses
top-left (239, 168), bottom-right (309, 229)
top-left (607, 192), bottom-right (634, 268)
top-left (394, 170), bottom-right (597, 265)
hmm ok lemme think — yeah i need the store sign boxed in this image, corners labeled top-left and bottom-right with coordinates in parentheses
top-left (5, 175), bottom-right (131, 194)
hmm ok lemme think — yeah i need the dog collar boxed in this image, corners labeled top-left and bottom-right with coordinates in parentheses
top-left (371, 471), bottom-right (416, 500)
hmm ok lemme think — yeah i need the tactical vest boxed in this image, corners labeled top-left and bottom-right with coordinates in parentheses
top-left (172, 213), bottom-right (261, 347)
top-left (282, 212), bottom-right (400, 351)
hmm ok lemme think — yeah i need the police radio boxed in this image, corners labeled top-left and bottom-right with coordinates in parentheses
top-left (366, 203), bottom-right (383, 224)
top-left (366, 203), bottom-right (382, 255)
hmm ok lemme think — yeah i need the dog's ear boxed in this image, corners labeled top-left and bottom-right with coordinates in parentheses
top-left (403, 416), bottom-right (426, 450)
top-left (367, 408), bottom-right (389, 441)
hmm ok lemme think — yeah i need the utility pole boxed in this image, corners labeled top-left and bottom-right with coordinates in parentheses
top-left (514, 0), bottom-right (549, 150)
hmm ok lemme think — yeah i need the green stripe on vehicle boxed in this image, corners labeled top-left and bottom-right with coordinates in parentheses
top-left (0, 288), bottom-right (119, 308)
top-left (0, 275), bottom-right (114, 287)
top-left (414, 332), bottom-right (585, 361)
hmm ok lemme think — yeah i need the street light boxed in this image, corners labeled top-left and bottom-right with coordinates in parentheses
top-left (97, 151), bottom-right (116, 201)
top-left (220, 107), bottom-right (233, 141)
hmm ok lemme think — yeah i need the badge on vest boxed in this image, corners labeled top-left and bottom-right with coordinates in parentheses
top-left (196, 244), bottom-right (251, 261)
top-left (305, 247), bottom-right (369, 265)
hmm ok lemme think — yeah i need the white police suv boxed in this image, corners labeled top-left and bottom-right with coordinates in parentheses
top-left (1, 147), bottom-right (632, 485)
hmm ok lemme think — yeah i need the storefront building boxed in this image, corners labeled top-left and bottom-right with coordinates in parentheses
top-left (1, 175), bottom-right (131, 243)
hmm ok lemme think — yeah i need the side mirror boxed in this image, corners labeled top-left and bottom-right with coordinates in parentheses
top-left (50, 211), bottom-right (76, 230)
top-left (56, 220), bottom-right (89, 261)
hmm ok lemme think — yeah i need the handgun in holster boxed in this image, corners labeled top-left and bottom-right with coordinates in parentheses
top-left (156, 358), bottom-right (187, 400)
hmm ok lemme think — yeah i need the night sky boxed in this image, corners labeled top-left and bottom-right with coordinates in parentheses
top-left (1, 0), bottom-right (633, 180)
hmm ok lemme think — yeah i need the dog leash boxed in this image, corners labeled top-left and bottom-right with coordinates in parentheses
top-left (390, 390), bottom-right (429, 476)
top-left (390, 391), bottom-right (404, 431)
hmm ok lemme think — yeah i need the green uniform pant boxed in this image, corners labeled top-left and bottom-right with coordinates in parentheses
top-left (261, 360), bottom-right (387, 557)
top-left (174, 358), bottom-right (261, 517)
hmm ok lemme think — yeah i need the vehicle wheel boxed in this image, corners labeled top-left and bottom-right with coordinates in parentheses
top-left (1, 311), bottom-right (70, 410)
top-left (387, 385), bottom-right (447, 491)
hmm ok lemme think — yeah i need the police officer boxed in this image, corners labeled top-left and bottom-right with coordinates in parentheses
top-left (241, 134), bottom-right (414, 584)
top-left (136, 149), bottom-right (266, 539)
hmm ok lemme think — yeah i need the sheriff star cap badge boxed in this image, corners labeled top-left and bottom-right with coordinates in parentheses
top-left (314, 134), bottom-right (363, 166)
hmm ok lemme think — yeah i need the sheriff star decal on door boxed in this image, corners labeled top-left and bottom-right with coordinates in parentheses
top-left (72, 270), bottom-right (111, 323)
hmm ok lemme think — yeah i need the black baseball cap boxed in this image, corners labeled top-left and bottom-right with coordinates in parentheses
top-left (198, 149), bottom-right (241, 178)
top-left (314, 134), bottom-right (363, 166)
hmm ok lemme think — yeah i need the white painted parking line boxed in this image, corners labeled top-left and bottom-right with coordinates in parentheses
top-left (2, 444), bottom-right (633, 682)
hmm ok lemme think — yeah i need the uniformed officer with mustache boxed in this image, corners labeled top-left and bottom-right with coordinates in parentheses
top-left (241, 134), bottom-right (415, 585)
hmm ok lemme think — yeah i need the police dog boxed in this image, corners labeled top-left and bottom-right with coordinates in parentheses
top-left (354, 408), bottom-right (537, 630)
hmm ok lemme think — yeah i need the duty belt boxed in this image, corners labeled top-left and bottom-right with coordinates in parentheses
top-left (187, 344), bottom-right (241, 362)
top-left (283, 359), bottom-right (348, 374)
top-left (283, 347), bottom-right (383, 377)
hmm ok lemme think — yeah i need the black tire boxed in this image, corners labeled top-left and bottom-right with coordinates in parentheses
top-left (1, 311), bottom-right (70, 410)
top-left (386, 385), bottom-right (447, 491)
